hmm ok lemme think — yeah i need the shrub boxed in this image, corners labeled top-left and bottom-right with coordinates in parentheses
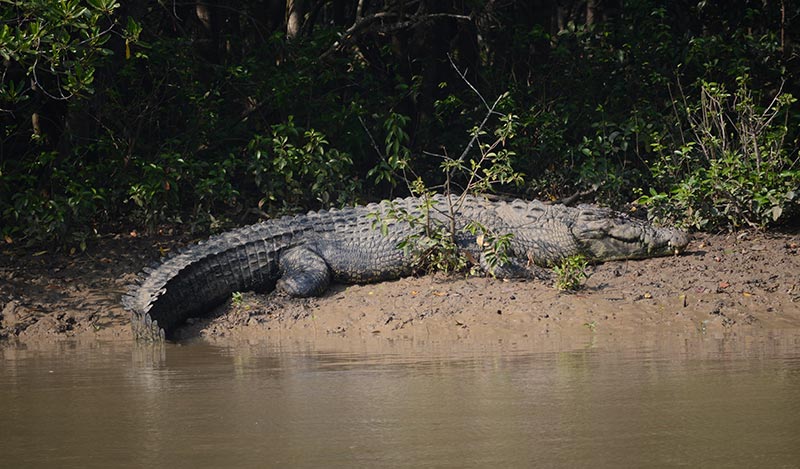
top-left (247, 118), bottom-right (360, 213)
top-left (553, 255), bottom-right (590, 291)
top-left (369, 82), bottom-right (523, 276)
top-left (637, 77), bottom-right (799, 230)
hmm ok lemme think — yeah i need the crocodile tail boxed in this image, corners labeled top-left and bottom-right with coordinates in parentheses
top-left (122, 219), bottom-right (309, 340)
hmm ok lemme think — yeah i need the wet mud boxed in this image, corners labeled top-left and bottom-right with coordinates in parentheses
top-left (2, 230), bottom-right (799, 346)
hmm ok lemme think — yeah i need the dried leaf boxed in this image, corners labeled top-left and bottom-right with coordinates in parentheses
top-left (771, 205), bottom-right (782, 221)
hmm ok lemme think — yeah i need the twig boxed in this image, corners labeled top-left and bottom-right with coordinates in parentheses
top-left (357, 115), bottom-right (384, 161)
top-left (321, 12), bottom-right (472, 60)
top-left (448, 54), bottom-right (493, 113)
top-left (444, 54), bottom-right (509, 215)
top-left (546, 186), bottom-right (598, 206)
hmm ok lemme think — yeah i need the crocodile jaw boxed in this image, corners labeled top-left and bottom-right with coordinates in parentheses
top-left (572, 210), bottom-right (689, 261)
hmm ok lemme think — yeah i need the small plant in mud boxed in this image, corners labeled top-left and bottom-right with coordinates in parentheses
top-left (231, 291), bottom-right (244, 306)
top-left (368, 57), bottom-right (523, 275)
top-left (553, 255), bottom-right (589, 291)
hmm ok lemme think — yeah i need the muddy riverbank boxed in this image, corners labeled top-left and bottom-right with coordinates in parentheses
top-left (2, 230), bottom-right (799, 346)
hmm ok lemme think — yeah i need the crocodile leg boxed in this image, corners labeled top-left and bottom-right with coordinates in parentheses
top-left (277, 246), bottom-right (331, 297)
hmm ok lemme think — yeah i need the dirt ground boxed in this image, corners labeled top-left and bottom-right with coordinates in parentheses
top-left (1, 229), bottom-right (799, 347)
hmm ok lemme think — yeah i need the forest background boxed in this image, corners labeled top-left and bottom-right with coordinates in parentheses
top-left (1, 0), bottom-right (798, 250)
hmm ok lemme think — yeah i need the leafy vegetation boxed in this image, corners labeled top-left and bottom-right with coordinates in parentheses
top-left (1, 1), bottom-right (798, 250)
top-left (231, 291), bottom-right (244, 307)
top-left (369, 76), bottom-right (523, 276)
top-left (637, 78), bottom-right (799, 230)
top-left (553, 255), bottom-right (590, 292)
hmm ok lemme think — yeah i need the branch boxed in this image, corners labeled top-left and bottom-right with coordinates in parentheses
top-left (546, 185), bottom-right (599, 206)
top-left (357, 115), bottom-right (384, 162)
top-left (320, 11), bottom-right (472, 60)
top-left (446, 55), bottom-right (506, 171)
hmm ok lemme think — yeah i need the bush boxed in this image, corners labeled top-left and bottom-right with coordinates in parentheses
top-left (553, 255), bottom-right (590, 291)
top-left (637, 77), bottom-right (800, 230)
top-left (369, 84), bottom-right (523, 276)
top-left (247, 118), bottom-right (360, 213)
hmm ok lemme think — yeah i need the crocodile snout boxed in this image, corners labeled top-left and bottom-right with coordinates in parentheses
top-left (668, 230), bottom-right (690, 254)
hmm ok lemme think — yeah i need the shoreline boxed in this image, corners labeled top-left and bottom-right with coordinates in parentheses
top-left (2, 230), bottom-right (799, 347)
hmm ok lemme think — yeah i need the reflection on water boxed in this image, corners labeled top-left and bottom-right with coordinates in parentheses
top-left (2, 332), bottom-right (800, 468)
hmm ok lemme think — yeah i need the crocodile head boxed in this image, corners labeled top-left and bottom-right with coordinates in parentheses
top-left (571, 207), bottom-right (689, 261)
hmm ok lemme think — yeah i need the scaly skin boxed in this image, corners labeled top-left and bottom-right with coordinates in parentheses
top-left (123, 195), bottom-right (689, 340)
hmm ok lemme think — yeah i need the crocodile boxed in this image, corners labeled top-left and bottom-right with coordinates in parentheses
top-left (123, 195), bottom-right (689, 340)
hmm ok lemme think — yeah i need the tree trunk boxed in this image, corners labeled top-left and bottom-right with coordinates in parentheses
top-left (586, 0), bottom-right (597, 25)
top-left (286, 0), bottom-right (305, 40)
top-left (195, 1), bottom-right (220, 63)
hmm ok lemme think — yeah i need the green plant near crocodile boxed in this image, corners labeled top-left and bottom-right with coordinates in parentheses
top-left (231, 291), bottom-right (244, 307)
top-left (553, 255), bottom-right (590, 291)
top-left (369, 86), bottom-right (523, 275)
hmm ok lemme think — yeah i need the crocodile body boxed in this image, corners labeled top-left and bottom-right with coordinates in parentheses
top-left (123, 195), bottom-right (688, 340)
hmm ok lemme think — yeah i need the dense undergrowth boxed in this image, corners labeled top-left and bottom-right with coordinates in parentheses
top-left (1, 1), bottom-right (798, 250)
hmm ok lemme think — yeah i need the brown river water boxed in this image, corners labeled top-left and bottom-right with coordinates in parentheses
top-left (2, 332), bottom-right (800, 468)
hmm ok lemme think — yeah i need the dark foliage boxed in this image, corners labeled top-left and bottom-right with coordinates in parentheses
top-left (1, 0), bottom-right (798, 247)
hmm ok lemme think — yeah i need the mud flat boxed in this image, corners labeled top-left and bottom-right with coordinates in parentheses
top-left (2, 230), bottom-right (799, 346)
